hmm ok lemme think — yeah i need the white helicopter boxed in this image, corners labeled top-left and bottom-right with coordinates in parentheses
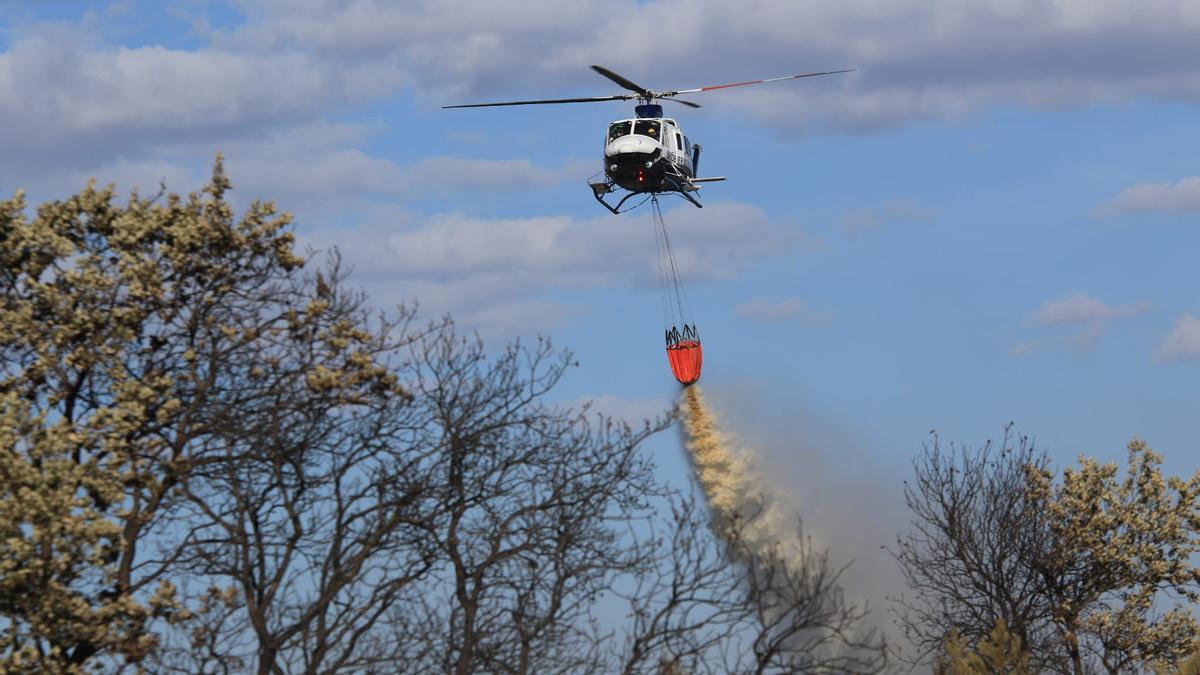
top-left (444, 65), bottom-right (854, 214)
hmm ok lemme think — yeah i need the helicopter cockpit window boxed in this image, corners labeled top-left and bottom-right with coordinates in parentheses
top-left (608, 121), bottom-right (631, 142)
top-left (633, 120), bottom-right (660, 139)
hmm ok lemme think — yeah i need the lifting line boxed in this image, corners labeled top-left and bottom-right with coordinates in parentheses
top-left (651, 195), bottom-right (695, 343)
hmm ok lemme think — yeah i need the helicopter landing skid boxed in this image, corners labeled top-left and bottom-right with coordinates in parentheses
top-left (589, 180), bottom-right (703, 214)
top-left (675, 188), bottom-right (703, 209)
top-left (590, 182), bottom-right (641, 215)
top-left (664, 176), bottom-right (704, 209)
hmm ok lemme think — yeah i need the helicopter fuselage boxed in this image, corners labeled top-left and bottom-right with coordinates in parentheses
top-left (603, 116), bottom-right (694, 194)
top-left (445, 63), bottom-right (851, 214)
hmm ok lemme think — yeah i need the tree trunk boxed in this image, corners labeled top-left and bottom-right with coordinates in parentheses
top-left (257, 646), bottom-right (279, 675)
top-left (454, 605), bottom-right (476, 675)
top-left (1063, 627), bottom-right (1084, 675)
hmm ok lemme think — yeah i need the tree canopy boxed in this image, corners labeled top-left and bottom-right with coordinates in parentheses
top-left (893, 427), bottom-right (1200, 674)
top-left (0, 160), bottom-right (885, 674)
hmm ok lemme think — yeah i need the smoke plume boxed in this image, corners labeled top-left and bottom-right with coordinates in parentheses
top-left (678, 380), bottom-right (909, 659)
top-left (678, 385), bottom-right (802, 559)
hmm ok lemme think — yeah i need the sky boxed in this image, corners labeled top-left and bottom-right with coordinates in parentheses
top-left (3, 0), bottom-right (1199, 627)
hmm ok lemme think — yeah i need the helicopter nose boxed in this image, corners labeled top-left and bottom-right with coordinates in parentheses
top-left (607, 136), bottom-right (653, 156)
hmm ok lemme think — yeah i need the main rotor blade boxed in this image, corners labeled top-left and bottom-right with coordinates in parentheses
top-left (665, 98), bottom-right (701, 108)
top-left (443, 94), bottom-right (633, 109)
top-left (591, 65), bottom-right (652, 97)
top-left (668, 68), bottom-right (856, 96)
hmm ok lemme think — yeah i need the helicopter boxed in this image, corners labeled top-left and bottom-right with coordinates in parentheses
top-left (444, 65), bottom-right (854, 214)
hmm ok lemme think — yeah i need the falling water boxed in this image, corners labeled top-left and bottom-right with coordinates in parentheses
top-left (678, 385), bottom-right (799, 558)
top-left (677, 386), bottom-right (892, 665)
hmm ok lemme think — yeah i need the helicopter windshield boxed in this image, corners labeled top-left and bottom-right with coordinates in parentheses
top-left (633, 120), bottom-right (660, 139)
top-left (608, 121), bottom-right (632, 142)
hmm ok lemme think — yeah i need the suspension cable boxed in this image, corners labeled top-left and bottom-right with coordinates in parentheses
top-left (651, 196), bottom-right (695, 342)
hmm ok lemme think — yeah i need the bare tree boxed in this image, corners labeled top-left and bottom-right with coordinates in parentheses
top-left (151, 287), bottom-right (675, 674)
top-left (619, 493), bottom-right (888, 675)
top-left (893, 427), bottom-right (1200, 674)
top-left (395, 328), bottom-right (668, 675)
top-left (890, 427), bottom-right (1060, 670)
top-left (144, 260), bottom-right (445, 674)
top-left (618, 494), bottom-right (750, 675)
top-left (3, 165), bottom-right (888, 674)
top-left (737, 518), bottom-right (887, 674)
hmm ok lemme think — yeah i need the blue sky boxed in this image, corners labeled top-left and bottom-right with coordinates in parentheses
top-left (3, 0), bottom-right (1199, 611)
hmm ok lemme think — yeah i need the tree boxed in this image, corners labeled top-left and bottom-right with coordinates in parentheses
top-left (371, 331), bottom-right (667, 675)
top-left (893, 427), bottom-right (1200, 674)
top-left (148, 261), bottom-right (446, 674)
top-left (936, 619), bottom-right (1030, 675)
top-left (2, 163), bottom-right (885, 673)
top-left (619, 494), bottom-right (888, 675)
top-left (1025, 439), bottom-right (1200, 674)
top-left (890, 428), bottom-right (1057, 669)
top-left (1154, 648), bottom-right (1200, 675)
top-left (1, 161), bottom-right (307, 669)
top-left (618, 493), bottom-right (747, 675)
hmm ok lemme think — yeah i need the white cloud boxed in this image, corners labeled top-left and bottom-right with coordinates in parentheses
top-left (229, 0), bottom-right (1200, 134)
top-left (1100, 177), bottom-right (1200, 216)
top-left (838, 198), bottom-right (935, 235)
top-left (12, 119), bottom-right (587, 219)
top-left (406, 157), bottom-right (594, 192)
top-left (1156, 314), bottom-right (1200, 363)
top-left (384, 201), bottom-right (790, 287)
top-left (5, 0), bottom-right (1200, 197)
top-left (53, 157), bottom-right (205, 200)
top-left (10, 1), bottom-right (1200, 197)
top-left (735, 297), bottom-right (833, 325)
top-left (314, 200), bottom-right (799, 335)
top-left (226, 147), bottom-right (589, 211)
top-left (0, 26), bottom-right (401, 163)
top-left (1016, 292), bottom-right (1151, 355)
top-left (1033, 292), bottom-right (1150, 326)
top-left (452, 296), bottom-right (584, 340)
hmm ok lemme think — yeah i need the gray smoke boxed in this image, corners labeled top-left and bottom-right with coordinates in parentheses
top-left (679, 380), bottom-right (910, 647)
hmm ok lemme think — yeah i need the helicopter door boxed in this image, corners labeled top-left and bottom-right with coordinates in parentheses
top-left (661, 121), bottom-right (677, 150)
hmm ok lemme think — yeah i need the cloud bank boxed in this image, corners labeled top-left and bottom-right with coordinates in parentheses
top-left (1033, 292), bottom-right (1151, 326)
top-left (1017, 292), bottom-right (1151, 355)
top-left (1156, 314), bottom-right (1200, 363)
top-left (227, 0), bottom-right (1200, 135)
top-left (1101, 177), bottom-right (1200, 216)
top-left (6, 0), bottom-right (1200, 177)
top-left (299, 200), bottom-right (800, 335)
